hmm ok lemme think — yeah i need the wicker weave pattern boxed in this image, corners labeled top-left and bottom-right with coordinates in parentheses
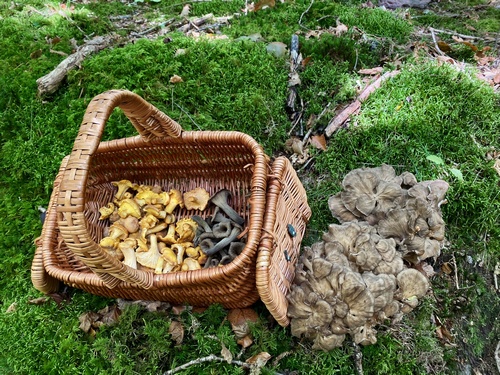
top-left (256, 157), bottom-right (312, 326)
top-left (53, 90), bottom-right (268, 307)
top-left (32, 90), bottom-right (310, 314)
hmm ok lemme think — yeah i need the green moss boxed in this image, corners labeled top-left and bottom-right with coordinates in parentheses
top-left (0, 0), bottom-right (499, 373)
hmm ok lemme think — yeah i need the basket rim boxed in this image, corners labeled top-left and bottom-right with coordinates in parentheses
top-left (56, 89), bottom-right (270, 290)
top-left (256, 156), bottom-right (312, 327)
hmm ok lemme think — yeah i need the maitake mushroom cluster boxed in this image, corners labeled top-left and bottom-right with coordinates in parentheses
top-left (98, 180), bottom-right (246, 273)
top-left (287, 165), bottom-right (449, 350)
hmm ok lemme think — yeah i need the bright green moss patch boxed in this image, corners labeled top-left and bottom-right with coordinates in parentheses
top-left (0, 0), bottom-right (499, 373)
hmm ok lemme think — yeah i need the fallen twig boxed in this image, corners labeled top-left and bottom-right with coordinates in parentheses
top-left (299, 0), bottom-right (314, 30)
top-left (426, 27), bottom-right (497, 41)
top-left (134, 17), bottom-right (176, 36)
top-left (302, 102), bottom-right (331, 144)
top-left (324, 70), bottom-right (400, 137)
top-left (494, 262), bottom-right (500, 290)
top-left (49, 49), bottom-right (68, 57)
top-left (177, 13), bottom-right (214, 32)
top-left (429, 27), bottom-right (445, 55)
top-left (451, 252), bottom-right (460, 290)
top-left (164, 354), bottom-right (251, 375)
top-left (36, 34), bottom-right (118, 97)
top-left (496, 340), bottom-right (500, 374)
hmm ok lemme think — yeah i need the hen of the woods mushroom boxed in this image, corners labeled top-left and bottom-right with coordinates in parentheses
top-left (287, 165), bottom-right (449, 351)
top-left (98, 180), bottom-right (246, 273)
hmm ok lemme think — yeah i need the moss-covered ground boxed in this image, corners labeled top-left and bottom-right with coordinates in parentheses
top-left (0, 0), bottom-right (499, 374)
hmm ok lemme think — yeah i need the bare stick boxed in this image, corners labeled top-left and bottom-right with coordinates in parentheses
top-left (325, 70), bottom-right (400, 137)
top-left (427, 27), bottom-right (493, 41)
top-left (495, 340), bottom-right (500, 374)
top-left (177, 13), bottom-right (214, 32)
top-left (302, 102), bottom-right (331, 144)
top-left (299, 0), bottom-right (314, 30)
top-left (164, 354), bottom-right (251, 375)
top-left (49, 49), bottom-right (68, 57)
top-left (36, 34), bottom-right (117, 97)
top-left (451, 252), bottom-right (460, 290)
top-left (494, 262), bottom-right (500, 290)
top-left (175, 103), bottom-right (201, 130)
top-left (429, 27), bottom-right (445, 55)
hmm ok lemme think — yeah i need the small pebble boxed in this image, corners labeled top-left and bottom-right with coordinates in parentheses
top-left (466, 255), bottom-right (473, 264)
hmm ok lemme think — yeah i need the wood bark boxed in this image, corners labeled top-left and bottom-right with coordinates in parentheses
top-left (324, 70), bottom-right (400, 137)
top-left (36, 35), bottom-right (117, 97)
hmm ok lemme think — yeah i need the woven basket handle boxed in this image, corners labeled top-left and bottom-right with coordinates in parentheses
top-left (57, 90), bottom-right (182, 289)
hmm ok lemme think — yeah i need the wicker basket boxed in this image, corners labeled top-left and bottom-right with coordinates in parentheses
top-left (31, 90), bottom-right (310, 324)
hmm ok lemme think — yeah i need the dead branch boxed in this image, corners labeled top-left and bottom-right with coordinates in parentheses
top-left (163, 354), bottom-right (251, 375)
top-left (427, 27), bottom-right (497, 41)
top-left (429, 28), bottom-right (445, 56)
top-left (177, 13), bottom-right (214, 32)
top-left (36, 34), bottom-right (117, 97)
top-left (36, 12), bottom-right (233, 97)
top-left (325, 70), bottom-right (400, 137)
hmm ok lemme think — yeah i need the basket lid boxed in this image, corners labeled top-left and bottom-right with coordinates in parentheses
top-left (256, 157), bottom-right (311, 327)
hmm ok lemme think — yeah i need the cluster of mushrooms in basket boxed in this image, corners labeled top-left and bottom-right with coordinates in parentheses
top-left (98, 180), bottom-right (246, 273)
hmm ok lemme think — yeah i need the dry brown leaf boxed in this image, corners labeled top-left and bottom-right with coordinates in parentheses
top-left (98, 305), bottom-right (121, 325)
top-left (493, 159), bottom-right (500, 177)
top-left (78, 311), bottom-right (101, 334)
top-left (332, 22), bottom-right (349, 36)
top-left (169, 75), bottom-right (184, 84)
top-left (171, 305), bottom-right (188, 315)
top-left (221, 341), bottom-right (233, 363)
top-left (305, 30), bottom-right (322, 39)
top-left (436, 55), bottom-right (456, 66)
top-left (46, 36), bottom-right (62, 46)
top-left (331, 23), bottom-right (348, 36)
top-left (451, 35), bottom-right (465, 43)
top-left (237, 335), bottom-right (254, 348)
top-left (47, 291), bottom-right (71, 308)
top-left (436, 324), bottom-right (454, 343)
top-left (493, 72), bottom-right (500, 84)
top-left (361, 1), bottom-right (375, 7)
top-left (246, 352), bottom-right (272, 367)
top-left (28, 297), bottom-right (50, 305)
top-left (254, 0), bottom-right (275, 11)
top-left (441, 262), bottom-right (453, 275)
top-left (301, 56), bottom-right (312, 67)
top-left (309, 134), bottom-right (327, 151)
top-left (475, 55), bottom-right (495, 66)
top-left (169, 320), bottom-right (185, 346)
top-left (179, 4), bottom-right (190, 17)
top-left (227, 308), bottom-right (259, 339)
top-left (5, 302), bottom-right (17, 313)
top-left (358, 67), bottom-right (384, 75)
top-left (78, 305), bottom-right (121, 335)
